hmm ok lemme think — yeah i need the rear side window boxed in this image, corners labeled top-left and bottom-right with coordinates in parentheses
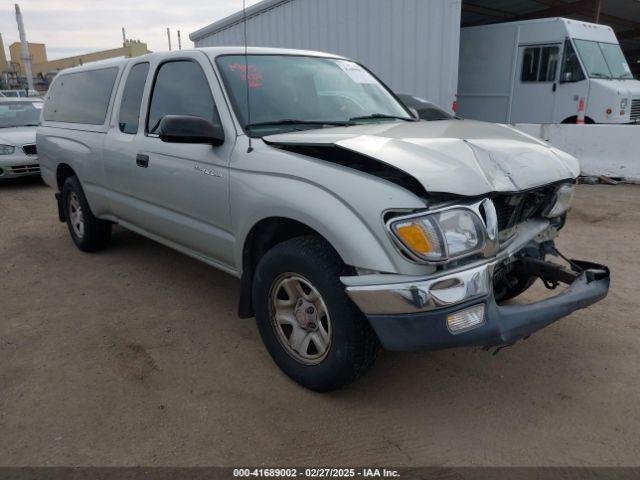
top-left (521, 46), bottom-right (559, 82)
top-left (522, 48), bottom-right (541, 82)
top-left (147, 61), bottom-right (219, 134)
top-left (118, 62), bottom-right (149, 134)
top-left (43, 67), bottom-right (119, 125)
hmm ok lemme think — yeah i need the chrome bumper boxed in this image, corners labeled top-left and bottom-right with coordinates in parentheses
top-left (344, 219), bottom-right (551, 315)
top-left (343, 219), bottom-right (610, 351)
top-left (347, 262), bottom-right (492, 315)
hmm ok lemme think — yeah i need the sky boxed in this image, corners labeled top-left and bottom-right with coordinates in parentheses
top-left (1, 0), bottom-right (261, 61)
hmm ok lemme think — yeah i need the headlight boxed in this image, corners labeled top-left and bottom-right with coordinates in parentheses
top-left (0, 144), bottom-right (15, 155)
top-left (621, 98), bottom-right (629, 109)
top-left (545, 183), bottom-right (575, 218)
top-left (389, 207), bottom-right (487, 263)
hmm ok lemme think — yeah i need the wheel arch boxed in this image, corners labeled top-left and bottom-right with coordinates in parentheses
top-left (237, 216), bottom-right (347, 319)
top-left (561, 115), bottom-right (596, 124)
top-left (56, 163), bottom-right (77, 191)
top-left (236, 210), bottom-right (399, 319)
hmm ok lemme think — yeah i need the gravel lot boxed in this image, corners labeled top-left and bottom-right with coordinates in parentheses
top-left (1, 177), bottom-right (639, 467)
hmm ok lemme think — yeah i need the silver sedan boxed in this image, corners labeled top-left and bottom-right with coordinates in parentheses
top-left (0, 98), bottom-right (42, 179)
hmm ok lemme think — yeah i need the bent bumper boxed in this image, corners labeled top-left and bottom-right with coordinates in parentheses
top-left (347, 259), bottom-right (610, 351)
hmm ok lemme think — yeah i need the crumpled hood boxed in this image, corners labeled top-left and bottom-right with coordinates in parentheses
top-left (264, 120), bottom-right (580, 197)
top-left (0, 126), bottom-right (37, 147)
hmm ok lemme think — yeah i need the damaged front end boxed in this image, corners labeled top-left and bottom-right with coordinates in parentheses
top-left (265, 121), bottom-right (608, 351)
top-left (344, 184), bottom-right (610, 351)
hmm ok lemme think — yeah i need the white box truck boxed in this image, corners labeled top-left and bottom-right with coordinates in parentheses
top-left (458, 17), bottom-right (640, 124)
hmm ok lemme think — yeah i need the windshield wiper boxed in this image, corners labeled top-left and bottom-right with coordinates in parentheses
top-left (349, 113), bottom-right (415, 122)
top-left (245, 119), bottom-right (354, 130)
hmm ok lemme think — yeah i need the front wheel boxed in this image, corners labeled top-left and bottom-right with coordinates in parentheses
top-left (252, 236), bottom-right (378, 391)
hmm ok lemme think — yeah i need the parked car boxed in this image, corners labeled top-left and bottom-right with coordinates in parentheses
top-left (0, 89), bottom-right (40, 98)
top-left (0, 98), bottom-right (42, 179)
top-left (37, 48), bottom-right (610, 391)
top-left (396, 94), bottom-right (453, 121)
top-left (459, 18), bottom-right (640, 124)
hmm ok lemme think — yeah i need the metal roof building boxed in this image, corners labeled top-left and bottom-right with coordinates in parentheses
top-left (190, 0), bottom-right (462, 112)
top-left (190, 0), bottom-right (640, 110)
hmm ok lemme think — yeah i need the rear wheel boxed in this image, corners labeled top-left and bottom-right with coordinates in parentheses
top-left (252, 236), bottom-right (378, 391)
top-left (62, 176), bottom-right (111, 252)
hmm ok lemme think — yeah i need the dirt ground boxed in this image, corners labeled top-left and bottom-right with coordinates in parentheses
top-left (1, 177), bottom-right (639, 467)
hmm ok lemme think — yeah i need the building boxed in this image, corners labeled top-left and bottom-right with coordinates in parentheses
top-left (191, 0), bottom-right (640, 111)
top-left (0, 33), bottom-right (8, 73)
top-left (190, 0), bottom-right (461, 112)
top-left (32, 40), bottom-right (149, 76)
top-left (9, 41), bottom-right (47, 74)
top-left (9, 40), bottom-right (149, 77)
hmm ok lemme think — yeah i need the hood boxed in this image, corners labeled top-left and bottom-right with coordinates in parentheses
top-left (264, 120), bottom-right (579, 197)
top-left (590, 78), bottom-right (640, 98)
top-left (0, 126), bottom-right (37, 147)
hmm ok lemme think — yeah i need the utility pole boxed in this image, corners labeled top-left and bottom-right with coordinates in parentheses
top-left (14, 3), bottom-right (34, 92)
top-left (122, 27), bottom-right (126, 44)
top-left (594, 0), bottom-right (602, 24)
top-left (177, 30), bottom-right (182, 50)
top-left (167, 27), bottom-right (172, 51)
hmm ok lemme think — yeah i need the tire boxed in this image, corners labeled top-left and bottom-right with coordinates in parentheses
top-left (252, 236), bottom-right (378, 392)
top-left (61, 176), bottom-right (111, 252)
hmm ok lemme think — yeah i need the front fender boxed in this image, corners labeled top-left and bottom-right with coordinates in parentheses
top-left (230, 152), bottom-right (429, 275)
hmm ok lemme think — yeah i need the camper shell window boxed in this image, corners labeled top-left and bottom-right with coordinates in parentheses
top-left (43, 67), bottom-right (119, 125)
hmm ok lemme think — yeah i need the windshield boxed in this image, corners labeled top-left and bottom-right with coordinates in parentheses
top-left (216, 55), bottom-right (412, 136)
top-left (574, 40), bottom-right (634, 80)
top-left (0, 101), bottom-right (42, 128)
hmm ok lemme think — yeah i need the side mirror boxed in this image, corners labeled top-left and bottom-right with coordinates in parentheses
top-left (562, 72), bottom-right (574, 83)
top-left (158, 115), bottom-right (224, 146)
top-left (408, 107), bottom-right (420, 120)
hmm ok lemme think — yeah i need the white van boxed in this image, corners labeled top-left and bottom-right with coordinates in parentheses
top-left (458, 17), bottom-right (640, 124)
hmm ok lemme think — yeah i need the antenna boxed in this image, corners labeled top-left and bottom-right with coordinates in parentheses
top-left (166, 27), bottom-right (172, 51)
top-left (243, 0), bottom-right (253, 153)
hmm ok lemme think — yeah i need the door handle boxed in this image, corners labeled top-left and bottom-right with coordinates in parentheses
top-left (552, 82), bottom-right (557, 92)
top-left (136, 154), bottom-right (149, 168)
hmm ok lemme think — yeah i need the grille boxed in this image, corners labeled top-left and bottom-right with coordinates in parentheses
top-left (22, 144), bottom-right (37, 155)
top-left (492, 186), bottom-right (556, 231)
top-left (9, 164), bottom-right (40, 175)
top-left (631, 99), bottom-right (640, 122)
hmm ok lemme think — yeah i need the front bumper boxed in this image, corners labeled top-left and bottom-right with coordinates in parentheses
top-left (346, 252), bottom-right (610, 351)
top-left (0, 154), bottom-right (40, 178)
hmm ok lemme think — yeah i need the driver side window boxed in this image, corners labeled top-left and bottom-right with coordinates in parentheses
top-left (147, 60), bottom-right (221, 134)
top-left (561, 41), bottom-right (586, 83)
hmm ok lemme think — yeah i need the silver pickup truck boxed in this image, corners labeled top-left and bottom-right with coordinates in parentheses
top-left (37, 47), bottom-right (610, 391)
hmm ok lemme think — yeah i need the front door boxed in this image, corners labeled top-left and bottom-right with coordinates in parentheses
top-left (130, 53), bottom-right (236, 268)
top-left (511, 44), bottom-right (561, 124)
top-left (553, 39), bottom-right (589, 123)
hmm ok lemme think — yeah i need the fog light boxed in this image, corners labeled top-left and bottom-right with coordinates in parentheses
top-left (447, 304), bottom-right (485, 334)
